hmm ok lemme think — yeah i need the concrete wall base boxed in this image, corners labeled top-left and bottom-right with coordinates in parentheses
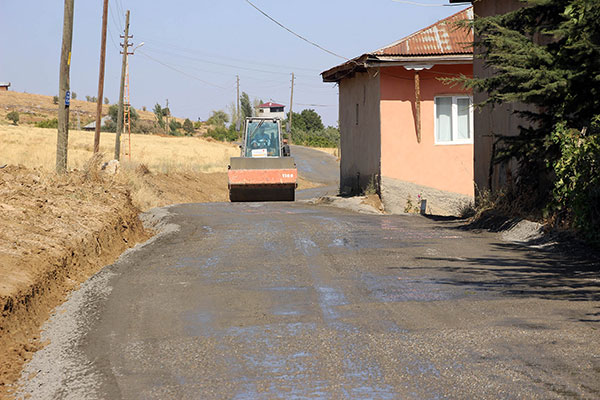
top-left (381, 176), bottom-right (473, 216)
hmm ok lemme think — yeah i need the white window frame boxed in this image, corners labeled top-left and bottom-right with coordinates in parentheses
top-left (434, 95), bottom-right (474, 145)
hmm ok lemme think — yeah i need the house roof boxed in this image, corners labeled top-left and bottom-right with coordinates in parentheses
top-left (259, 102), bottom-right (285, 108)
top-left (374, 7), bottom-right (473, 56)
top-left (83, 115), bottom-right (111, 129)
top-left (0, 82), bottom-right (10, 87)
top-left (321, 7), bottom-right (473, 82)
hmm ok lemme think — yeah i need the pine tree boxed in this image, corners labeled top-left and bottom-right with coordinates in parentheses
top-left (461, 0), bottom-right (600, 241)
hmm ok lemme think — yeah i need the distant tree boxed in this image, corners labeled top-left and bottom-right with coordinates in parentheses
top-left (183, 118), bottom-right (194, 135)
top-left (240, 92), bottom-right (253, 120)
top-left (104, 97), bottom-right (109, 105)
top-left (169, 119), bottom-right (182, 135)
top-left (286, 111), bottom-right (306, 132)
top-left (85, 95), bottom-right (97, 102)
top-left (252, 98), bottom-right (264, 115)
top-left (142, 106), bottom-right (147, 111)
top-left (71, 92), bottom-right (77, 100)
top-left (53, 95), bottom-right (59, 105)
top-left (228, 101), bottom-right (240, 130)
top-left (105, 104), bottom-right (139, 132)
top-left (300, 109), bottom-right (324, 132)
top-left (207, 110), bottom-right (229, 127)
top-left (7, 111), bottom-right (19, 125)
top-left (153, 103), bottom-right (165, 129)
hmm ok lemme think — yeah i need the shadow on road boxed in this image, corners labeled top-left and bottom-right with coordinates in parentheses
top-left (390, 238), bottom-right (600, 307)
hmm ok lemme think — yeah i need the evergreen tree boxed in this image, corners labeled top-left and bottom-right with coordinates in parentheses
top-left (461, 0), bottom-right (600, 241)
top-left (240, 92), bottom-right (253, 120)
top-left (300, 109), bottom-right (324, 132)
top-left (183, 118), bottom-right (194, 135)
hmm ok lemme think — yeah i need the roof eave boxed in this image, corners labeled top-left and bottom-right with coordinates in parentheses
top-left (321, 54), bottom-right (370, 83)
top-left (321, 53), bottom-right (472, 82)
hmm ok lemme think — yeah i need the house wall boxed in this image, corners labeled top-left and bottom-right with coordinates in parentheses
top-left (258, 108), bottom-right (285, 120)
top-left (379, 65), bottom-right (474, 197)
top-left (338, 70), bottom-right (381, 193)
top-left (473, 0), bottom-right (524, 192)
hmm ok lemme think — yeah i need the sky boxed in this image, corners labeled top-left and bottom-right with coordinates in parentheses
top-left (0, 0), bottom-right (469, 127)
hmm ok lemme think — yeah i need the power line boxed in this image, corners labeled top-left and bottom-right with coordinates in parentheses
top-left (137, 50), bottom-right (232, 90)
top-left (142, 45), bottom-right (315, 78)
top-left (244, 0), bottom-right (348, 60)
top-left (140, 44), bottom-right (318, 79)
top-left (137, 35), bottom-right (321, 73)
top-left (108, 2), bottom-right (122, 31)
top-left (391, 0), bottom-right (470, 6)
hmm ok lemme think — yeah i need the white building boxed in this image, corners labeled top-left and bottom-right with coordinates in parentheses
top-left (257, 102), bottom-right (285, 120)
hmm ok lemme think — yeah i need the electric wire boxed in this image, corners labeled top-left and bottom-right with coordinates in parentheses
top-left (391, 0), bottom-right (469, 6)
top-left (136, 35), bottom-right (321, 73)
top-left (244, 0), bottom-right (348, 60)
top-left (137, 50), bottom-right (232, 90)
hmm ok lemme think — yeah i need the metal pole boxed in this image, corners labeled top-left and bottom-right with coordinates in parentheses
top-left (115, 10), bottom-right (130, 160)
top-left (56, 0), bottom-right (74, 173)
top-left (93, 0), bottom-right (109, 153)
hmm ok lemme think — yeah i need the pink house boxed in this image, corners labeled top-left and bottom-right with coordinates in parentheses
top-left (322, 8), bottom-right (474, 215)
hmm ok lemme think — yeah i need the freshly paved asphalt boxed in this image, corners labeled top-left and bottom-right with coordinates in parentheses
top-left (291, 145), bottom-right (339, 199)
top-left (19, 202), bottom-right (600, 399)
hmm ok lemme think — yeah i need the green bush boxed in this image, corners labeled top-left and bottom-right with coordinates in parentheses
top-left (6, 111), bottom-right (19, 125)
top-left (547, 119), bottom-right (600, 245)
top-left (35, 118), bottom-right (58, 129)
top-left (205, 125), bottom-right (238, 142)
top-left (183, 118), bottom-right (194, 135)
top-left (292, 126), bottom-right (339, 148)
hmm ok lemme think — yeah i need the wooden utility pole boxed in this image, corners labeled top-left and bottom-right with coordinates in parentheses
top-left (93, 0), bottom-right (109, 153)
top-left (236, 75), bottom-right (240, 132)
top-left (115, 10), bottom-right (130, 160)
top-left (287, 72), bottom-right (295, 142)
top-left (56, 0), bottom-right (75, 173)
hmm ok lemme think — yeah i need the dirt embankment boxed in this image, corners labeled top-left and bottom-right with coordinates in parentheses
top-left (0, 165), bottom-right (149, 398)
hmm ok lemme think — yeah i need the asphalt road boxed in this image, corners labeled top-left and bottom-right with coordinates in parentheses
top-left (19, 203), bottom-right (600, 399)
top-left (290, 145), bottom-right (339, 199)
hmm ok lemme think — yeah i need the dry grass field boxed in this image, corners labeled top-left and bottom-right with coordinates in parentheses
top-left (0, 123), bottom-right (241, 210)
top-left (0, 124), bottom-right (238, 173)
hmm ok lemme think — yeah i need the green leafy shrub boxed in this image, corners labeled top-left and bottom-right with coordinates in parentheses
top-left (7, 111), bottom-right (19, 125)
top-left (547, 120), bottom-right (600, 245)
top-left (205, 125), bottom-right (238, 142)
top-left (292, 126), bottom-right (339, 148)
top-left (35, 118), bottom-right (58, 129)
top-left (183, 118), bottom-right (194, 135)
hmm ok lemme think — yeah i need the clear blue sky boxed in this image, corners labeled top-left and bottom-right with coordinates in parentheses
top-left (0, 0), bottom-right (468, 126)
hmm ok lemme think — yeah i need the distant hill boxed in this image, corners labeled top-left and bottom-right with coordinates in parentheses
top-left (0, 90), bottom-right (157, 127)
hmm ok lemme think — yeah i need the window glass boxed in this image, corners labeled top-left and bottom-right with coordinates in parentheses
top-left (456, 97), bottom-right (471, 140)
top-left (244, 120), bottom-right (280, 157)
top-left (436, 97), bottom-right (452, 142)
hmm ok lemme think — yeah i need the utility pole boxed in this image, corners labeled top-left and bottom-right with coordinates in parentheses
top-left (93, 0), bottom-right (109, 153)
top-left (236, 75), bottom-right (240, 132)
top-left (115, 10), bottom-right (130, 160)
top-left (287, 72), bottom-right (295, 142)
top-left (56, 0), bottom-right (74, 173)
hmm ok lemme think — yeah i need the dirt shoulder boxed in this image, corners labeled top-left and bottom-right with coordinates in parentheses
top-left (0, 165), bottom-right (151, 398)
